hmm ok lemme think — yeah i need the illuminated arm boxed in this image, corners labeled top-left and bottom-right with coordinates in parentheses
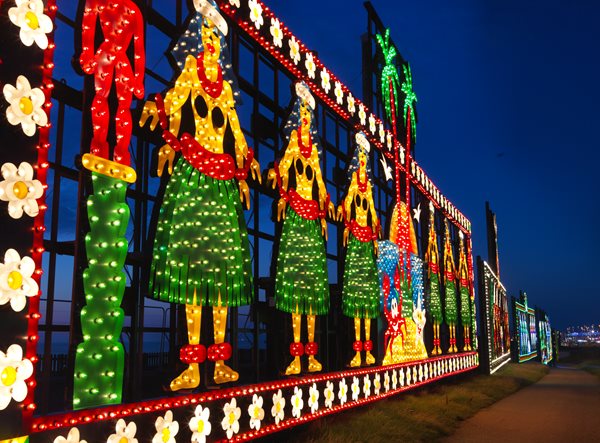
top-left (132, 6), bottom-right (145, 98)
top-left (79, 1), bottom-right (98, 74)
top-left (278, 131), bottom-right (298, 192)
top-left (366, 182), bottom-right (379, 235)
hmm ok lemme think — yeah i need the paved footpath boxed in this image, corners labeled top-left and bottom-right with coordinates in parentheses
top-left (444, 365), bottom-right (600, 443)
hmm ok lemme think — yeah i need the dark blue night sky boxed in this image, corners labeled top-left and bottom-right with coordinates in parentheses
top-left (270, 0), bottom-right (600, 330)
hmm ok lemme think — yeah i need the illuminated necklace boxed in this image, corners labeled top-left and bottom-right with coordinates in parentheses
top-left (297, 124), bottom-right (312, 158)
top-left (197, 52), bottom-right (223, 98)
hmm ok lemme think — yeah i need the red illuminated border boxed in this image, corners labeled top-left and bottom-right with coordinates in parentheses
top-left (30, 353), bottom-right (478, 441)
top-left (216, 0), bottom-right (471, 233)
top-left (23, 1), bottom-right (58, 426)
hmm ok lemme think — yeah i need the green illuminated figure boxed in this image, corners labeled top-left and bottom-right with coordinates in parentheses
top-left (443, 220), bottom-right (458, 353)
top-left (268, 83), bottom-right (335, 375)
top-left (401, 63), bottom-right (417, 141)
top-left (339, 133), bottom-right (380, 367)
top-left (425, 202), bottom-right (443, 355)
top-left (375, 28), bottom-right (401, 130)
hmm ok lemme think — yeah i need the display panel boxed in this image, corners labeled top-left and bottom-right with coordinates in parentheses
top-left (513, 292), bottom-right (538, 363)
top-left (0, 1), bottom-right (479, 441)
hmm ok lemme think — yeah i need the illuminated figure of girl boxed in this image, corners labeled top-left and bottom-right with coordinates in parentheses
top-left (140, 0), bottom-right (260, 389)
top-left (457, 231), bottom-right (472, 351)
top-left (268, 83), bottom-right (335, 375)
top-left (443, 220), bottom-right (458, 353)
top-left (425, 201), bottom-right (443, 355)
top-left (338, 133), bottom-right (380, 367)
top-left (79, 0), bottom-right (145, 166)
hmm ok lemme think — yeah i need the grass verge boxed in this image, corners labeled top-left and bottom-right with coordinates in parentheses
top-left (260, 363), bottom-right (549, 443)
top-left (559, 346), bottom-right (600, 381)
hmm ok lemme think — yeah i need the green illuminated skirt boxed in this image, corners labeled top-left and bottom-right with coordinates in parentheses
top-left (428, 272), bottom-right (443, 322)
top-left (149, 158), bottom-right (253, 307)
top-left (460, 285), bottom-right (471, 324)
top-left (275, 206), bottom-right (329, 315)
top-left (341, 234), bottom-right (379, 319)
top-left (444, 281), bottom-right (458, 324)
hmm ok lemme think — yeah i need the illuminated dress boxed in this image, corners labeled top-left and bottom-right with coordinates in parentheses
top-left (339, 133), bottom-right (380, 367)
top-left (268, 83), bottom-right (334, 375)
top-left (140, 1), bottom-right (260, 389)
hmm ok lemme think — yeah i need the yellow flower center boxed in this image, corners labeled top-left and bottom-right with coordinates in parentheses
top-left (275, 403), bottom-right (281, 413)
top-left (253, 406), bottom-right (260, 419)
top-left (7, 270), bottom-right (23, 290)
top-left (1, 366), bottom-right (17, 386)
top-left (25, 11), bottom-right (40, 30)
top-left (12, 181), bottom-right (29, 199)
top-left (161, 428), bottom-right (171, 443)
top-left (229, 411), bottom-right (236, 425)
top-left (19, 97), bottom-right (34, 115)
top-left (196, 420), bottom-right (204, 433)
top-left (119, 438), bottom-right (128, 443)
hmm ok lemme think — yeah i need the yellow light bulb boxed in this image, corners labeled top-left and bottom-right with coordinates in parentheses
top-left (19, 97), bottom-right (34, 115)
top-left (25, 11), bottom-right (40, 30)
top-left (1, 366), bottom-right (17, 386)
top-left (12, 181), bottom-right (29, 199)
top-left (7, 270), bottom-right (23, 290)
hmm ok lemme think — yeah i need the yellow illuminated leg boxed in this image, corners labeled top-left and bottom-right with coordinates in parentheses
top-left (364, 318), bottom-right (375, 365)
top-left (213, 305), bottom-right (239, 384)
top-left (452, 324), bottom-right (458, 353)
top-left (170, 292), bottom-right (201, 391)
top-left (349, 317), bottom-right (361, 367)
top-left (285, 312), bottom-right (302, 375)
top-left (434, 322), bottom-right (438, 354)
top-left (466, 325), bottom-right (471, 351)
top-left (307, 314), bottom-right (322, 372)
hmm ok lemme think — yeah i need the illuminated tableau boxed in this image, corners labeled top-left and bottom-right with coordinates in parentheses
top-left (0, 0), bottom-right (478, 441)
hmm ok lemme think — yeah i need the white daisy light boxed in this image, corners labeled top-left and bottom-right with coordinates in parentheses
top-left (248, 394), bottom-right (264, 431)
top-left (8, 0), bottom-right (53, 50)
top-left (221, 398), bottom-right (241, 440)
top-left (320, 69), bottom-right (331, 94)
top-left (270, 17), bottom-right (283, 48)
top-left (289, 36), bottom-right (301, 65)
top-left (0, 248), bottom-right (38, 312)
top-left (324, 381), bottom-right (334, 409)
top-left (358, 104), bottom-right (366, 126)
top-left (3, 75), bottom-right (48, 137)
top-left (383, 371), bottom-right (390, 392)
top-left (391, 369), bottom-right (398, 390)
top-left (0, 344), bottom-right (33, 410)
top-left (351, 376), bottom-right (360, 401)
top-left (399, 368), bottom-right (405, 387)
top-left (229, 0), bottom-right (240, 7)
top-left (347, 93), bottom-right (356, 115)
top-left (271, 389), bottom-right (286, 425)
top-left (368, 114), bottom-right (376, 134)
top-left (363, 374), bottom-right (371, 399)
top-left (374, 373), bottom-right (381, 396)
top-left (334, 81), bottom-right (343, 105)
top-left (107, 419), bottom-right (138, 443)
top-left (308, 383), bottom-right (319, 413)
top-left (248, 0), bottom-right (263, 30)
top-left (53, 427), bottom-right (87, 443)
top-left (0, 162), bottom-right (43, 219)
top-left (152, 410), bottom-right (179, 443)
top-left (305, 53), bottom-right (316, 79)
top-left (291, 386), bottom-right (303, 418)
top-left (189, 404), bottom-right (211, 443)
top-left (338, 378), bottom-right (348, 406)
